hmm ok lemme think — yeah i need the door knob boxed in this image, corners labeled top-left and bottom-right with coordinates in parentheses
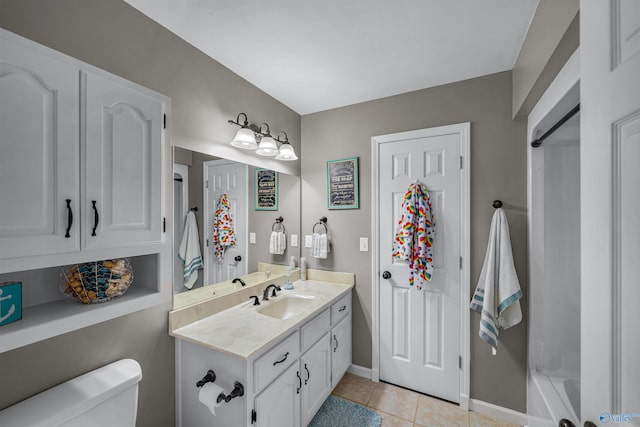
top-left (234, 255), bottom-right (242, 262)
top-left (382, 271), bottom-right (391, 279)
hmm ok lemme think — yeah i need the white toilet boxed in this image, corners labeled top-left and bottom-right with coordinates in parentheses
top-left (0, 359), bottom-right (142, 427)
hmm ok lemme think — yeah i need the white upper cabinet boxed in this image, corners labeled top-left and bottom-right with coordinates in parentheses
top-left (82, 71), bottom-right (163, 249)
top-left (0, 30), bottom-right (164, 261)
top-left (0, 35), bottom-right (80, 259)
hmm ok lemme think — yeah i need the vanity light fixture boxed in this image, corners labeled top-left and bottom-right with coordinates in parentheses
top-left (228, 113), bottom-right (258, 150)
top-left (275, 132), bottom-right (298, 161)
top-left (255, 123), bottom-right (279, 157)
top-left (228, 113), bottom-right (298, 161)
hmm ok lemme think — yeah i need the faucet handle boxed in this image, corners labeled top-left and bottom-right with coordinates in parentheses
top-left (249, 295), bottom-right (260, 306)
top-left (271, 285), bottom-right (282, 297)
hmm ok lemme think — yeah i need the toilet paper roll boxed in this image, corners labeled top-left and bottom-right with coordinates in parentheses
top-left (198, 382), bottom-right (225, 415)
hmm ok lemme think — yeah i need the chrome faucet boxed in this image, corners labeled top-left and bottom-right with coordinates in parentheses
top-left (262, 284), bottom-right (281, 301)
top-left (232, 277), bottom-right (246, 287)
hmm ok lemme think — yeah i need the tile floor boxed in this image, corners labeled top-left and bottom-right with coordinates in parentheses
top-left (332, 373), bottom-right (521, 427)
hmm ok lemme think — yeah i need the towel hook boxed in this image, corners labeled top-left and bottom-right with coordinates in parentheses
top-left (492, 200), bottom-right (503, 208)
top-left (272, 217), bottom-right (285, 232)
top-left (190, 206), bottom-right (198, 212)
top-left (313, 216), bottom-right (328, 234)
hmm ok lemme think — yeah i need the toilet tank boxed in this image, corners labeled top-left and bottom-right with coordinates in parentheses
top-left (0, 359), bottom-right (142, 427)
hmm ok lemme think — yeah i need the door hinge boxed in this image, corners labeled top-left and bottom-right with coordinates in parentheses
top-left (459, 156), bottom-right (463, 169)
top-left (206, 180), bottom-right (209, 189)
top-left (206, 238), bottom-right (209, 247)
top-left (251, 409), bottom-right (257, 424)
top-left (163, 217), bottom-right (166, 233)
top-left (163, 114), bottom-right (167, 129)
top-left (459, 256), bottom-right (463, 269)
top-left (459, 355), bottom-right (462, 369)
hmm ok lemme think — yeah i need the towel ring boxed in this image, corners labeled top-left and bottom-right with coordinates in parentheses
top-left (313, 216), bottom-right (328, 234)
top-left (272, 216), bottom-right (285, 232)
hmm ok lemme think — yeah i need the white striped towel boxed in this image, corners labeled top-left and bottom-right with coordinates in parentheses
top-left (470, 208), bottom-right (522, 352)
top-left (269, 231), bottom-right (286, 255)
top-left (178, 211), bottom-right (203, 289)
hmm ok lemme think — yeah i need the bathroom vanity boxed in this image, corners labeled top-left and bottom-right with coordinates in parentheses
top-left (170, 273), bottom-right (353, 427)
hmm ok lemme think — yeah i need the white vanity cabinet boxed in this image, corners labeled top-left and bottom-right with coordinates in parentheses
top-left (0, 29), bottom-right (164, 261)
top-left (176, 288), bottom-right (352, 427)
top-left (330, 292), bottom-right (352, 388)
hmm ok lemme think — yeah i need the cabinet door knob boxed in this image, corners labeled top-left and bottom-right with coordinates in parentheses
top-left (296, 371), bottom-right (301, 394)
top-left (65, 199), bottom-right (73, 238)
top-left (91, 200), bottom-right (99, 236)
top-left (333, 334), bottom-right (339, 352)
top-left (272, 352), bottom-right (289, 366)
top-left (234, 255), bottom-right (242, 262)
top-left (382, 271), bottom-right (391, 279)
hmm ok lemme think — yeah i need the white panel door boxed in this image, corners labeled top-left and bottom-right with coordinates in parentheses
top-left (203, 160), bottom-right (247, 285)
top-left (0, 33), bottom-right (80, 259)
top-left (378, 124), bottom-right (465, 403)
top-left (83, 70), bottom-right (163, 250)
top-left (255, 362), bottom-right (301, 427)
top-left (301, 333), bottom-right (331, 426)
top-left (581, 1), bottom-right (640, 425)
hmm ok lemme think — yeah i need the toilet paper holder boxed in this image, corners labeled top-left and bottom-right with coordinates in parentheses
top-left (196, 370), bottom-right (245, 404)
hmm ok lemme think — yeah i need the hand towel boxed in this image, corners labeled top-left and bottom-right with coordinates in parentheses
top-left (311, 232), bottom-right (329, 259)
top-left (212, 193), bottom-right (236, 262)
top-left (269, 231), bottom-right (287, 255)
top-left (178, 211), bottom-right (203, 289)
top-left (392, 182), bottom-right (435, 289)
top-left (470, 208), bottom-right (522, 351)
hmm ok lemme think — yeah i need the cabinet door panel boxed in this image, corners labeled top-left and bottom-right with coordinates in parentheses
top-left (331, 314), bottom-right (352, 388)
top-left (301, 333), bottom-right (331, 426)
top-left (83, 71), bottom-right (162, 249)
top-left (0, 34), bottom-right (80, 259)
top-left (255, 363), bottom-right (300, 427)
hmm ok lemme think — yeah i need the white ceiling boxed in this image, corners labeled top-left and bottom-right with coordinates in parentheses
top-left (125, 0), bottom-right (539, 115)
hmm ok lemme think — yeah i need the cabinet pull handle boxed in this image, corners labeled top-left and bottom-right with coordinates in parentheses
top-left (273, 352), bottom-right (289, 366)
top-left (65, 199), bottom-right (73, 238)
top-left (91, 200), bottom-right (99, 236)
top-left (334, 335), bottom-right (338, 352)
top-left (304, 363), bottom-right (310, 385)
top-left (339, 305), bottom-right (346, 312)
top-left (296, 371), bottom-right (301, 394)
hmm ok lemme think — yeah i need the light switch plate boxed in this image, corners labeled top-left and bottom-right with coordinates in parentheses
top-left (305, 235), bottom-right (313, 248)
top-left (291, 234), bottom-right (298, 247)
top-left (249, 232), bottom-right (256, 244)
top-left (359, 237), bottom-right (368, 251)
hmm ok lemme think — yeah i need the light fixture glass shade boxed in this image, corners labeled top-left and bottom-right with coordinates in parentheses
top-left (275, 142), bottom-right (298, 160)
top-left (230, 128), bottom-right (258, 150)
top-left (255, 136), bottom-right (279, 156)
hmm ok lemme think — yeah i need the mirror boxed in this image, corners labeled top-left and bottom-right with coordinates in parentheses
top-left (172, 147), bottom-right (301, 309)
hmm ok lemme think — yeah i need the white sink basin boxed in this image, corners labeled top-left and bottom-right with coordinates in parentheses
top-left (258, 296), bottom-right (315, 320)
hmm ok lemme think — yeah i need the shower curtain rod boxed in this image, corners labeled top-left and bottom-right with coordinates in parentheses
top-left (531, 103), bottom-right (580, 148)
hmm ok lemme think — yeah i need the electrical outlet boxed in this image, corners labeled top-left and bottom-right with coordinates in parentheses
top-left (249, 232), bottom-right (256, 244)
top-left (291, 234), bottom-right (298, 247)
top-left (359, 237), bottom-right (368, 251)
top-left (305, 235), bottom-right (313, 248)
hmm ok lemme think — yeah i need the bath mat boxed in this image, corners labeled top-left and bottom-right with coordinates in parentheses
top-left (309, 395), bottom-right (382, 427)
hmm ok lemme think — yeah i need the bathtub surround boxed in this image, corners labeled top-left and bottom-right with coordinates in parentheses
top-left (301, 71), bottom-right (528, 412)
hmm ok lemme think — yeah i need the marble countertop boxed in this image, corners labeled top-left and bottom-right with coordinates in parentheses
top-left (170, 279), bottom-right (353, 360)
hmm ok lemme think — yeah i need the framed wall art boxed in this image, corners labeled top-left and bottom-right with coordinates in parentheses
top-left (327, 157), bottom-right (359, 209)
top-left (255, 168), bottom-right (278, 210)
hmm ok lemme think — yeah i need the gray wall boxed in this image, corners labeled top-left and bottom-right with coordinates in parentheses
top-left (0, 0), bottom-right (300, 424)
top-left (247, 168), bottom-right (301, 270)
top-left (512, 0), bottom-right (579, 118)
top-left (301, 71), bottom-right (528, 411)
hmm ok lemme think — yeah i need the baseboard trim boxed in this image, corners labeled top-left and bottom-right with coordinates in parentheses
top-left (347, 364), bottom-right (373, 380)
top-left (469, 399), bottom-right (527, 425)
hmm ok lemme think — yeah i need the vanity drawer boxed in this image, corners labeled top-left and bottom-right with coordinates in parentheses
top-left (331, 292), bottom-right (351, 326)
top-left (300, 308), bottom-right (330, 352)
top-left (254, 331), bottom-right (300, 393)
